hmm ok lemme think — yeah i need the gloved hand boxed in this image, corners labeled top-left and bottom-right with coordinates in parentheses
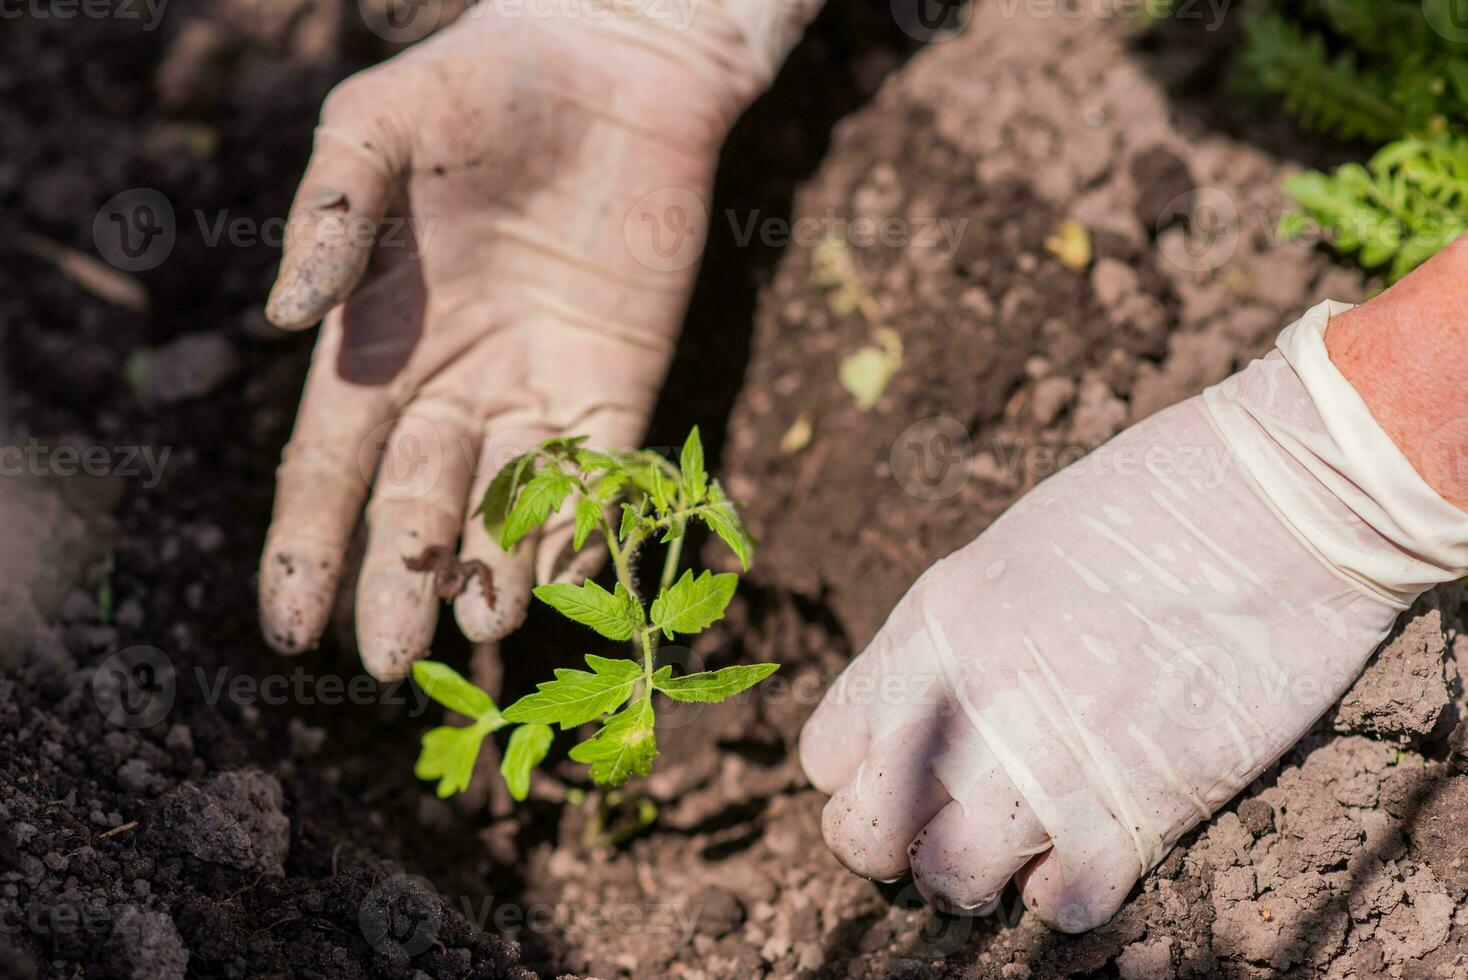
top-left (258, 1), bottom-right (820, 679)
top-left (799, 299), bottom-right (1468, 932)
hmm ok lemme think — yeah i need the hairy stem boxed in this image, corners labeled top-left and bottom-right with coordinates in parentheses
top-left (660, 533), bottom-right (684, 594)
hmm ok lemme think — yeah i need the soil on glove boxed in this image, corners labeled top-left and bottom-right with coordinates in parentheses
top-left (3, 4), bottom-right (1468, 980)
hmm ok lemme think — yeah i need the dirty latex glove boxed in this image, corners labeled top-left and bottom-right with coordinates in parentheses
top-left (800, 300), bottom-right (1468, 932)
top-left (258, 1), bottom-right (822, 679)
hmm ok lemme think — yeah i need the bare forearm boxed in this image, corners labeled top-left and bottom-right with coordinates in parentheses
top-left (1325, 239), bottom-right (1468, 510)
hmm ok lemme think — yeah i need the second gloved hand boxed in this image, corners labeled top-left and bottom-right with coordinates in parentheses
top-left (800, 300), bottom-right (1468, 931)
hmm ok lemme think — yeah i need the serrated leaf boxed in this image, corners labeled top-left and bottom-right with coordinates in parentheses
top-left (592, 471), bottom-right (628, 503)
top-left (650, 465), bottom-right (669, 513)
top-left (502, 655), bottom-right (643, 729)
top-left (476, 452), bottom-right (537, 548)
top-left (500, 723), bottom-right (554, 801)
top-left (501, 465), bottom-right (576, 551)
top-left (572, 498), bottom-right (602, 551)
top-left (568, 696), bottom-right (657, 786)
top-left (654, 663), bottom-right (780, 703)
top-left (415, 720), bottom-right (495, 798)
top-left (680, 427), bottom-right (707, 503)
top-left (649, 569), bottom-right (737, 639)
top-left (532, 580), bottom-right (640, 641)
top-left (575, 448), bottom-right (622, 474)
top-left (412, 661), bottom-right (500, 721)
top-left (540, 436), bottom-right (589, 459)
top-left (700, 484), bottom-right (754, 570)
top-left (619, 503), bottom-right (644, 541)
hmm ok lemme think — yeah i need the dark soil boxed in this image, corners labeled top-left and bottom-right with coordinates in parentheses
top-left (4, 4), bottom-right (1467, 980)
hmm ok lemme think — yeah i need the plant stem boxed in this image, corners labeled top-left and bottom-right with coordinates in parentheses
top-left (601, 518), bottom-right (636, 601)
top-left (638, 629), bottom-right (655, 677)
top-left (660, 532), bottom-right (684, 594)
top-left (601, 516), bottom-right (657, 679)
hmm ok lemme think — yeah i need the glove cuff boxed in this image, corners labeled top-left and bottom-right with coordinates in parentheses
top-left (1205, 299), bottom-right (1468, 600)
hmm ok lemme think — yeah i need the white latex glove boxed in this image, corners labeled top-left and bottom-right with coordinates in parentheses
top-left (800, 300), bottom-right (1468, 932)
top-left (258, 0), bottom-right (822, 679)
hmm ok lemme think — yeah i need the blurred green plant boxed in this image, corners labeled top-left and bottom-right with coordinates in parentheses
top-left (1242, 0), bottom-right (1468, 278)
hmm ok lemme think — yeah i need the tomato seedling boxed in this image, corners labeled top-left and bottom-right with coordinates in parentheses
top-left (411, 427), bottom-right (777, 801)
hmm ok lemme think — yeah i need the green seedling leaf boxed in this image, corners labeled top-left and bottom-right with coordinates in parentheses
top-left (500, 723), bottom-right (554, 801)
top-left (654, 663), bottom-right (780, 703)
top-left (649, 570), bottom-right (737, 640)
top-left (416, 719), bottom-right (496, 798)
top-left (540, 436), bottom-right (589, 459)
top-left (576, 448), bottom-right (623, 474)
top-left (502, 465), bottom-right (576, 551)
top-left (532, 580), bottom-right (641, 641)
top-left (568, 696), bottom-right (657, 785)
top-left (477, 451), bottom-right (537, 547)
top-left (650, 465), bottom-right (670, 513)
top-left (405, 426), bottom-right (775, 805)
top-left (503, 655), bottom-right (643, 729)
top-left (680, 426), bottom-right (708, 504)
top-left (619, 502), bottom-right (646, 542)
top-left (413, 661), bottom-right (500, 721)
top-left (572, 498), bottom-right (602, 551)
top-left (699, 485), bottom-right (754, 569)
top-left (592, 471), bottom-right (628, 503)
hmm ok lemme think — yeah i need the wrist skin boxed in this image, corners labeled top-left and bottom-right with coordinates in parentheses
top-left (1324, 239), bottom-right (1468, 511)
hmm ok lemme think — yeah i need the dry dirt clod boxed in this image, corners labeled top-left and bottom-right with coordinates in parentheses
top-left (1332, 606), bottom-right (1452, 741)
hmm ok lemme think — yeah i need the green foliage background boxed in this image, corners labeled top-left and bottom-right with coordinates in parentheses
top-left (1240, 0), bottom-right (1468, 279)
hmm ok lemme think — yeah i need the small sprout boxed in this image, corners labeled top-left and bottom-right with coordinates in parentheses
top-left (411, 427), bottom-right (777, 803)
